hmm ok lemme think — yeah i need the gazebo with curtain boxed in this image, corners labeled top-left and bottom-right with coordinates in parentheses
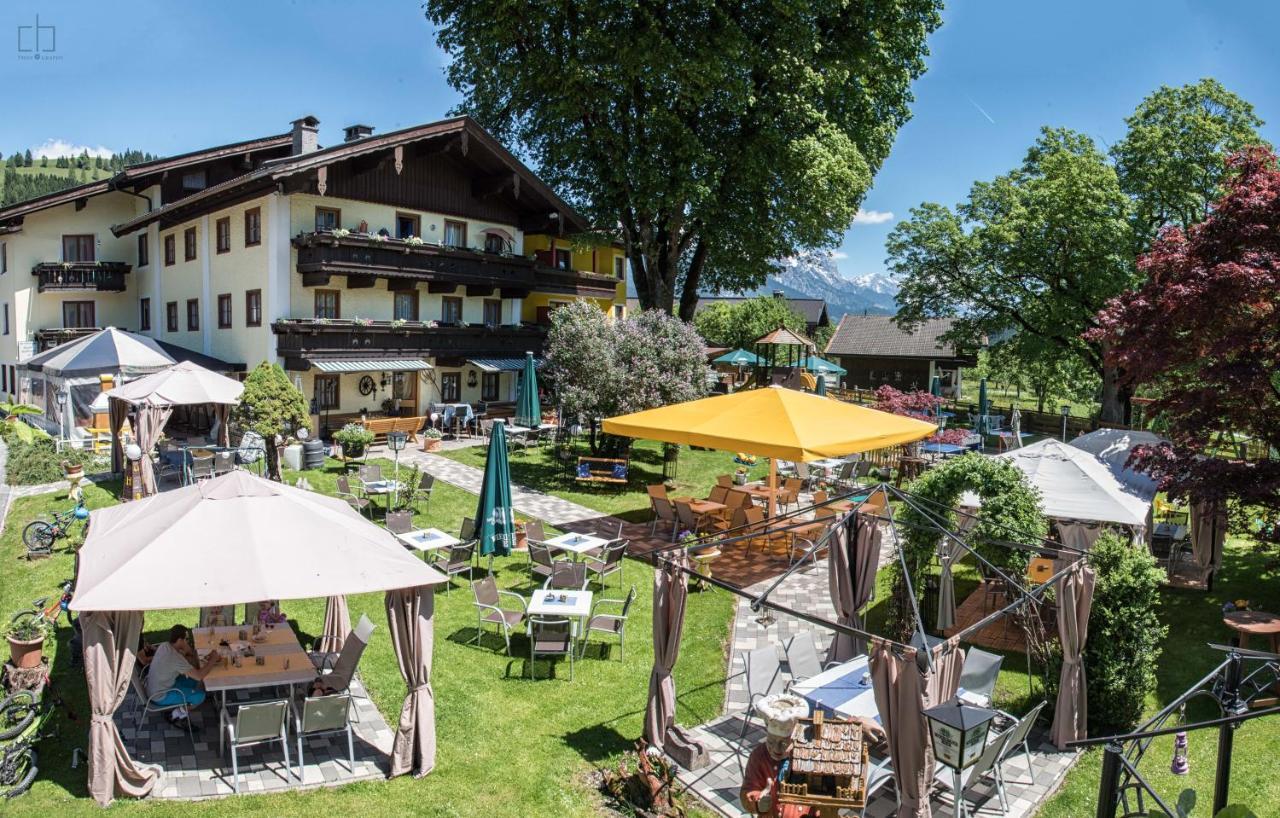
top-left (105, 361), bottom-right (245, 495)
top-left (70, 470), bottom-right (446, 805)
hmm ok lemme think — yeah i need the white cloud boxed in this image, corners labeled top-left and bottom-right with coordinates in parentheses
top-left (829, 251), bottom-right (849, 260)
top-left (28, 139), bottom-right (115, 159)
top-left (852, 208), bottom-right (894, 226)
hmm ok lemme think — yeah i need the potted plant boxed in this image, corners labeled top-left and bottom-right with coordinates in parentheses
top-left (7, 617), bottom-right (50, 669)
top-left (514, 518), bottom-right (529, 551)
top-left (421, 427), bottom-right (443, 452)
top-left (61, 460), bottom-right (85, 484)
top-left (333, 423), bottom-right (375, 461)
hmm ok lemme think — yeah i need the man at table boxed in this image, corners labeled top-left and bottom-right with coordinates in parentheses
top-left (741, 694), bottom-right (887, 818)
top-left (148, 625), bottom-right (220, 729)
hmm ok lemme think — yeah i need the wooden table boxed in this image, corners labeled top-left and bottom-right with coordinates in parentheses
top-left (671, 498), bottom-right (727, 516)
top-left (194, 624), bottom-right (315, 707)
top-left (1223, 610), bottom-right (1280, 653)
top-left (1026, 557), bottom-right (1055, 587)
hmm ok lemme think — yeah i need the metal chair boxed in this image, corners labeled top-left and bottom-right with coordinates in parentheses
top-left (291, 694), bottom-right (354, 779)
top-left (996, 701), bottom-right (1048, 785)
top-left (213, 450), bottom-right (235, 476)
top-left (935, 729), bottom-right (1013, 817)
top-left (313, 614), bottom-right (376, 691)
top-left (579, 586), bottom-right (635, 660)
top-left (439, 541), bottom-right (477, 594)
top-left (471, 576), bottom-right (527, 655)
top-left (221, 699), bottom-right (291, 794)
top-left (129, 665), bottom-right (195, 750)
top-left (784, 630), bottom-right (837, 685)
top-left (524, 519), bottom-right (546, 545)
top-left (385, 510), bottom-right (415, 536)
top-left (335, 476), bottom-right (371, 518)
top-left (190, 454), bottom-right (215, 482)
top-left (357, 464), bottom-right (382, 483)
top-left (583, 540), bottom-right (626, 590)
top-left (737, 646), bottom-right (786, 741)
top-left (527, 540), bottom-right (560, 584)
top-left (415, 472), bottom-right (435, 507)
top-left (544, 560), bottom-right (588, 591)
top-left (958, 647), bottom-right (1005, 707)
top-left (529, 617), bottom-right (574, 681)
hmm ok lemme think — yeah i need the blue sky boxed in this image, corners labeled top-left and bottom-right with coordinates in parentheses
top-left (5, 1), bottom-right (1279, 280)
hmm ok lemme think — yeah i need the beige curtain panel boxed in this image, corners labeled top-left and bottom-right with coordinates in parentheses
top-left (644, 552), bottom-right (691, 750)
top-left (826, 514), bottom-right (882, 664)
top-left (1051, 560), bottom-right (1096, 749)
top-left (82, 610), bottom-right (159, 806)
top-left (321, 594), bottom-right (352, 654)
top-left (386, 586), bottom-right (437, 778)
top-left (870, 637), bottom-right (964, 818)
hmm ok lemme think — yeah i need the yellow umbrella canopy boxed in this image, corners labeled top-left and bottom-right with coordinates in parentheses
top-left (602, 386), bottom-right (936, 461)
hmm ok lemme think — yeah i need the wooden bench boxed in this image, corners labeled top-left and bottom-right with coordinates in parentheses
top-left (574, 456), bottom-right (629, 485)
top-left (360, 415), bottom-right (427, 444)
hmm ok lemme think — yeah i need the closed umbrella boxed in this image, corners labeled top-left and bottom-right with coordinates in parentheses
top-left (930, 374), bottom-right (943, 420)
top-left (514, 352), bottom-right (541, 428)
top-left (976, 378), bottom-right (990, 439)
top-left (474, 420), bottom-right (515, 571)
top-left (1010, 406), bottom-right (1023, 449)
top-left (815, 376), bottom-right (827, 397)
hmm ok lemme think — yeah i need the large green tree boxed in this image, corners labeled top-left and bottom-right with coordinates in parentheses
top-left (694, 296), bottom-right (809, 351)
top-left (426, 0), bottom-right (942, 320)
top-left (890, 128), bottom-right (1137, 422)
top-left (1111, 78), bottom-right (1266, 246)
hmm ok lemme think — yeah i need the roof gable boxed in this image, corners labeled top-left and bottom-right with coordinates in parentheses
top-left (824, 315), bottom-right (962, 359)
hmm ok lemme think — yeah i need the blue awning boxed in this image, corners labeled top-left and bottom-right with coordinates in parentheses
top-left (467, 357), bottom-right (545, 372)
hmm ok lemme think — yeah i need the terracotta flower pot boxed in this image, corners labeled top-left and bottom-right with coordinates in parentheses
top-left (8, 635), bottom-right (45, 669)
top-left (514, 527), bottom-right (528, 551)
top-left (422, 439), bottom-right (442, 453)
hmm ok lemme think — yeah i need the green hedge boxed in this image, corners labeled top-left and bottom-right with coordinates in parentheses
top-left (1, 424), bottom-right (103, 485)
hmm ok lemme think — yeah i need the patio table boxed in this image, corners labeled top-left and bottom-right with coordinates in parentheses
top-left (544, 531), bottom-right (609, 560)
top-left (359, 479), bottom-right (404, 513)
top-left (791, 655), bottom-right (880, 722)
top-left (921, 442), bottom-right (966, 458)
top-left (396, 527), bottom-right (461, 556)
top-left (807, 458), bottom-right (847, 474)
top-left (195, 624), bottom-right (314, 708)
top-left (527, 588), bottom-right (594, 636)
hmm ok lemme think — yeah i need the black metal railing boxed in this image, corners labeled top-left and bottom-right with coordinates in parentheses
top-left (32, 261), bottom-right (130, 293)
top-left (272, 318), bottom-right (544, 368)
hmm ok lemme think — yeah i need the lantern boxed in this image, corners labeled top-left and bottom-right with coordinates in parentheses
top-left (923, 697), bottom-right (996, 776)
top-left (386, 430), bottom-right (408, 516)
top-left (1170, 730), bottom-right (1189, 775)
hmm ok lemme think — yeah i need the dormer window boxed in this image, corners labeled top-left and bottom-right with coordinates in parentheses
top-left (182, 169), bottom-right (207, 192)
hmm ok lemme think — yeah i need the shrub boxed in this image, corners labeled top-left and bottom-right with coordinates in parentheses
top-left (4, 436), bottom-right (101, 486)
top-left (6, 616), bottom-right (50, 642)
top-left (333, 423), bottom-right (375, 449)
top-left (1080, 532), bottom-right (1166, 735)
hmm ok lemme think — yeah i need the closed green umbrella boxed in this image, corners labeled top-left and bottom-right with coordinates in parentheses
top-left (475, 420), bottom-right (515, 569)
top-left (977, 378), bottom-right (990, 437)
top-left (930, 374), bottom-right (943, 418)
top-left (815, 376), bottom-right (827, 397)
top-left (515, 352), bottom-right (541, 428)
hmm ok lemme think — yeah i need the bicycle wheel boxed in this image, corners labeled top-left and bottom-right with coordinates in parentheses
top-left (0, 748), bottom-right (37, 799)
top-left (21, 522), bottom-right (55, 554)
top-left (0, 692), bottom-right (36, 741)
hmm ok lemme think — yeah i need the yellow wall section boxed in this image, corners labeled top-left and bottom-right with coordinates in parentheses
top-left (522, 233), bottom-right (627, 322)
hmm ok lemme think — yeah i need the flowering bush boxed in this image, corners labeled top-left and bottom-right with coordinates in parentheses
top-left (871, 385), bottom-right (942, 419)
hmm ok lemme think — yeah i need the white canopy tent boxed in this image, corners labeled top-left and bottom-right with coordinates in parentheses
top-left (962, 438), bottom-right (1153, 548)
top-left (1068, 428), bottom-right (1167, 497)
top-left (72, 470), bottom-right (446, 805)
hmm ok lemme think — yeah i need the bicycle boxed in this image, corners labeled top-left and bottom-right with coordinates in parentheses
top-left (21, 503), bottom-right (88, 556)
top-left (10, 580), bottom-right (75, 633)
top-left (0, 685), bottom-right (62, 799)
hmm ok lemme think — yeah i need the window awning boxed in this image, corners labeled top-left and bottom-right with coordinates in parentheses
top-left (309, 359), bottom-right (432, 373)
top-left (466, 357), bottom-right (544, 372)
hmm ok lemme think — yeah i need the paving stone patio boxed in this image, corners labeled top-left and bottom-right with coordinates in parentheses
top-left (121, 676), bottom-right (393, 800)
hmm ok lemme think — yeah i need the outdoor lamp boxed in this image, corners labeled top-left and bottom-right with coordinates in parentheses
top-left (1170, 730), bottom-right (1190, 775)
top-left (387, 430), bottom-right (408, 452)
top-left (125, 443), bottom-right (142, 461)
top-left (467, 370), bottom-right (478, 388)
top-left (1060, 404), bottom-right (1071, 442)
top-left (923, 698), bottom-right (997, 779)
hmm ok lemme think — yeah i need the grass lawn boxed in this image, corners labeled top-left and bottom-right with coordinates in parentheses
top-left (442, 439), bottom-right (772, 521)
top-left (0, 458), bottom-right (734, 816)
top-left (1037, 536), bottom-right (1280, 816)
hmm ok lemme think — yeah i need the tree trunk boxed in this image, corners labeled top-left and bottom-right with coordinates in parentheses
top-left (1098, 364), bottom-right (1132, 425)
top-left (265, 438), bottom-right (282, 482)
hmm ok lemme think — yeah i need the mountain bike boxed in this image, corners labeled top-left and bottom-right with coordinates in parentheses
top-left (21, 503), bottom-right (88, 556)
top-left (10, 580), bottom-right (74, 633)
top-left (0, 686), bottom-right (62, 799)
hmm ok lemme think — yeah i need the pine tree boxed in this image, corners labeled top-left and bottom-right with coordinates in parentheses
top-left (4, 154), bottom-right (16, 170)
top-left (55, 156), bottom-right (68, 169)
top-left (40, 155), bottom-right (48, 168)
top-left (23, 149), bottom-right (33, 167)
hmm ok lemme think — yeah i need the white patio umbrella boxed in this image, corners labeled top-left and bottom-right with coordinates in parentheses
top-left (71, 470), bottom-right (445, 612)
top-left (1009, 407), bottom-right (1022, 449)
top-left (105, 360), bottom-right (244, 407)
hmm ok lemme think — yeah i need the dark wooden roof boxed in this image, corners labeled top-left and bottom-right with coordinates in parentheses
top-left (0, 131), bottom-right (294, 229)
top-left (824, 315), bottom-right (964, 359)
top-left (111, 117), bottom-right (589, 237)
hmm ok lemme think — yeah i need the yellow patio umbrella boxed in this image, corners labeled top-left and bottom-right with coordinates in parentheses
top-left (603, 386), bottom-right (937, 516)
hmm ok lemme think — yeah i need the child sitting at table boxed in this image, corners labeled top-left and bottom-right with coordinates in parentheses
top-left (253, 600), bottom-right (287, 626)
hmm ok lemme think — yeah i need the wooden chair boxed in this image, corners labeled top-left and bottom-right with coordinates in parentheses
top-left (716, 474), bottom-right (734, 488)
top-left (651, 497), bottom-right (677, 540)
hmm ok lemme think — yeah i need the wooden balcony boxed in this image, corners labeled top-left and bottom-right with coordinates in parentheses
top-left (533, 265), bottom-right (621, 298)
top-left (293, 231), bottom-right (535, 297)
top-left (34, 326), bottom-right (106, 351)
top-left (32, 261), bottom-right (130, 293)
top-left (272, 318), bottom-right (545, 371)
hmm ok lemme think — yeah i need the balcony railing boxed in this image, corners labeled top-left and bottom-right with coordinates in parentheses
top-left (294, 231), bottom-right (535, 296)
top-left (271, 318), bottom-right (545, 370)
top-left (33, 326), bottom-right (105, 351)
top-left (32, 261), bottom-right (130, 293)
top-left (294, 231), bottom-right (623, 299)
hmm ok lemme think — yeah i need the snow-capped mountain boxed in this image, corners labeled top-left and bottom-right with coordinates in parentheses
top-left (757, 251), bottom-right (899, 317)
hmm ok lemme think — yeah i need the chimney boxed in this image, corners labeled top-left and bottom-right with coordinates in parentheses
top-left (343, 124), bottom-right (375, 143)
top-left (291, 115), bottom-right (320, 155)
